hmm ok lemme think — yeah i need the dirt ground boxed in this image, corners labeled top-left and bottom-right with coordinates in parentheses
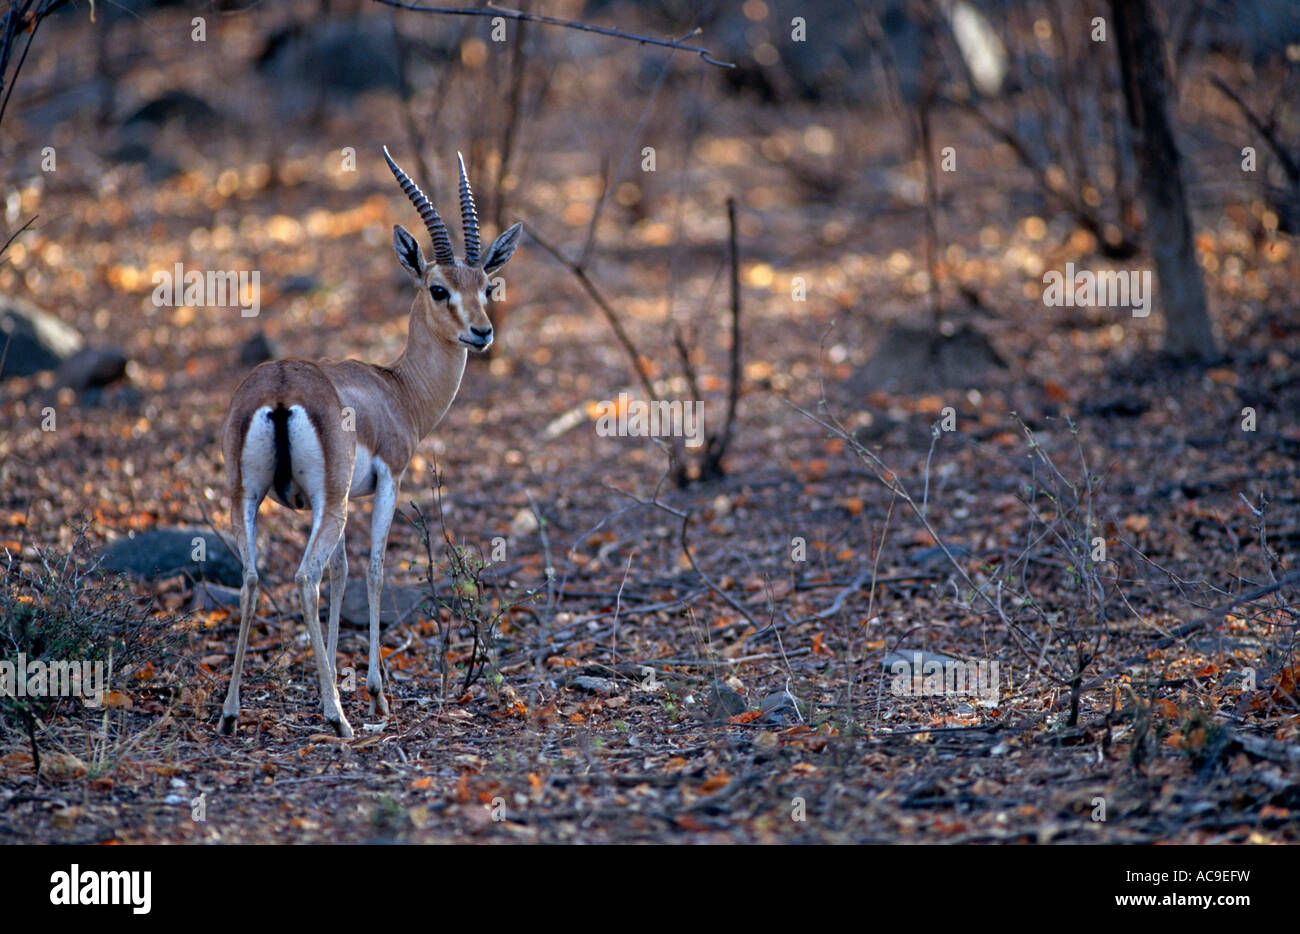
top-left (1, 1), bottom-right (1298, 844)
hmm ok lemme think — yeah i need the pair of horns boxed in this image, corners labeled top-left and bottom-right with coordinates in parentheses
top-left (382, 146), bottom-right (482, 267)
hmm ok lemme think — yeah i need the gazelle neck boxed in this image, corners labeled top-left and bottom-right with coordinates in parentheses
top-left (390, 302), bottom-right (469, 440)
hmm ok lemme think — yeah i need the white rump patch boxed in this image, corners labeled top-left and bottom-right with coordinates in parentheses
top-left (284, 405), bottom-right (325, 510)
top-left (240, 405), bottom-right (277, 500)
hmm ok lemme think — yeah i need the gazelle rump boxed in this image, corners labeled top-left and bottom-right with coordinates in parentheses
top-left (217, 149), bottom-right (523, 737)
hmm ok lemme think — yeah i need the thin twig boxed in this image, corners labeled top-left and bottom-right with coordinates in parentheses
top-left (525, 223), bottom-right (659, 404)
top-left (0, 214), bottom-right (36, 264)
top-left (1210, 75), bottom-right (1299, 183)
top-left (1080, 568), bottom-right (1300, 693)
top-left (372, 0), bottom-right (735, 68)
top-left (605, 471), bottom-right (760, 631)
top-left (703, 197), bottom-right (742, 479)
top-left (0, 1), bottom-right (70, 131)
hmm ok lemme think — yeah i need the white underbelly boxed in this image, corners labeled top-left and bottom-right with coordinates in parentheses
top-left (349, 444), bottom-right (380, 497)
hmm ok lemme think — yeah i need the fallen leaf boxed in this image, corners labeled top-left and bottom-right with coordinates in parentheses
top-left (104, 691), bottom-right (133, 709)
top-left (40, 752), bottom-right (87, 781)
top-left (1123, 514), bottom-right (1150, 534)
top-left (674, 814), bottom-right (712, 832)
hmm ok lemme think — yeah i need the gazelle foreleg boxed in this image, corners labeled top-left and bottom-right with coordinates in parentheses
top-left (219, 494), bottom-right (263, 735)
top-left (296, 508), bottom-right (352, 738)
top-left (366, 462), bottom-right (397, 717)
top-left (326, 536), bottom-right (347, 681)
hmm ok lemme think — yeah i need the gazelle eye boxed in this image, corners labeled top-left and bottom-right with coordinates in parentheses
top-left (429, 285), bottom-right (450, 302)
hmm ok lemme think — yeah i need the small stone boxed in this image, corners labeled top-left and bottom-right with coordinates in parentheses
top-left (0, 295), bottom-right (82, 378)
top-left (51, 806), bottom-right (84, 828)
top-left (327, 578), bottom-right (424, 628)
top-left (99, 528), bottom-right (243, 587)
top-left (569, 675), bottom-right (617, 695)
top-left (881, 648), bottom-right (963, 671)
top-left (908, 543), bottom-right (971, 566)
top-left (193, 581), bottom-right (241, 611)
top-left (510, 508), bottom-right (539, 537)
top-left (280, 275), bottom-right (319, 295)
top-left (123, 90), bottom-right (221, 130)
top-left (238, 332), bottom-right (278, 368)
top-left (703, 681), bottom-right (747, 722)
top-left (760, 690), bottom-right (803, 725)
top-left (56, 346), bottom-right (128, 391)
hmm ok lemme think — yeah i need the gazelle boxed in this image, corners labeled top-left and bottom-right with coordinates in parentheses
top-left (217, 148), bottom-right (522, 737)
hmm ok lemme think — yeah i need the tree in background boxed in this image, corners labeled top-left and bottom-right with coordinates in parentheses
top-left (1110, 0), bottom-right (1218, 362)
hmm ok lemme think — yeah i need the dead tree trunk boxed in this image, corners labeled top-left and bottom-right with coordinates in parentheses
top-left (1109, 0), bottom-right (1217, 362)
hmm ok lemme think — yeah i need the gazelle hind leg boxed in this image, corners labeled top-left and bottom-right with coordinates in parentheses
top-left (326, 537), bottom-right (347, 682)
top-left (297, 509), bottom-right (352, 738)
top-left (366, 461), bottom-right (397, 717)
top-left (219, 494), bottom-right (262, 735)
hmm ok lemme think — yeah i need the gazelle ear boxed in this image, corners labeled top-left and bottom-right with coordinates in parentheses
top-left (393, 225), bottom-right (424, 279)
top-left (482, 222), bottom-right (523, 274)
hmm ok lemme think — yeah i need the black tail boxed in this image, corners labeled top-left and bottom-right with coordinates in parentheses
top-left (267, 404), bottom-right (293, 503)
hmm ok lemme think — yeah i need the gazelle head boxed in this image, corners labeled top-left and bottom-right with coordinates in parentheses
top-left (384, 147), bottom-right (522, 352)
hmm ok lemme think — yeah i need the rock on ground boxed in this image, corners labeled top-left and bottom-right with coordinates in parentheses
top-left (99, 528), bottom-right (242, 587)
top-left (0, 296), bottom-right (83, 378)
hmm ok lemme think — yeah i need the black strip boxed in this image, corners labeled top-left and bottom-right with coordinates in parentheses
top-left (268, 404), bottom-right (293, 503)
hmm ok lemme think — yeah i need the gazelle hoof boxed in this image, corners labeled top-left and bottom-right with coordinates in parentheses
top-left (328, 716), bottom-right (354, 739)
top-left (369, 692), bottom-right (390, 717)
top-left (218, 714), bottom-right (239, 736)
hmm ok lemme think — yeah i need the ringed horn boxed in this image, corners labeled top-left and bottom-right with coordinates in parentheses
top-left (456, 151), bottom-right (481, 266)
top-left (382, 145), bottom-right (455, 266)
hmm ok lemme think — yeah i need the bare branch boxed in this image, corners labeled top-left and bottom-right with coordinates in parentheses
top-left (0, 214), bottom-right (36, 265)
top-left (606, 478), bottom-right (760, 631)
top-left (0, 0), bottom-right (71, 132)
top-left (524, 222), bottom-right (660, 405)
top-left (1210, 74), bottom-right (1300, 184)
top-left (702, 197), bottom-right (742, 480)
top-left (1081, 568), bottom-right (1300, 694)
top-left (372, 0), bottom-right (735, 68)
